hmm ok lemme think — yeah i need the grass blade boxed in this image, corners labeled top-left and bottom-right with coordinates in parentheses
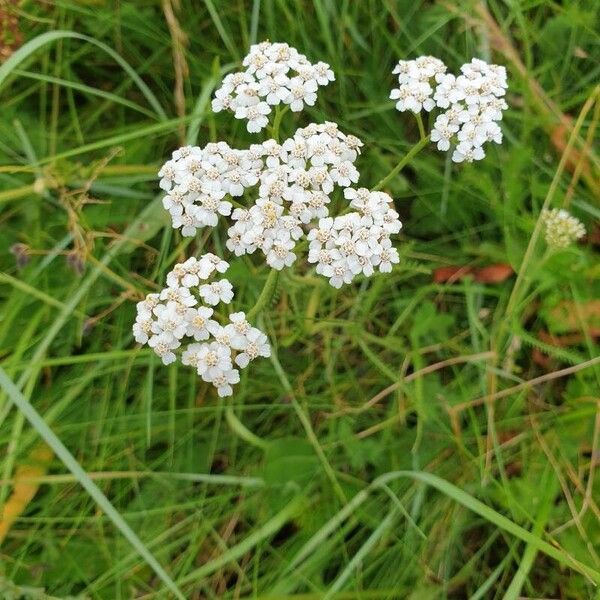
top-left (0, 367), bottom-right (185, 600)
top-left (0, 30), bottom-right (167, 119)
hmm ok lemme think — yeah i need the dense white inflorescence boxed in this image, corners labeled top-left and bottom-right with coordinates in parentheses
top-left (390, 56), bottom-right (447, 113)
top-left (157, 121), bottom-right (402, 286)
top-left (541, 208), bottom-right (586, 249)
top-left (212, 41), bottom-right (334, 132)
top-left (225, 122), bottom-right (365, 270)
top-left (391, 57), bottom-right (508, 163)
top-left (307, 189), bottom-right (401, 288)
top-left (155, 42), bottom-right (405, 291)
top-left (133, 253), bottom-right (270, 396)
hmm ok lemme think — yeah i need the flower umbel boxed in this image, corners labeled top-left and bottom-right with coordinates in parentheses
top-left (137, 41), bottom-right (410, 398)
top-left (156, 119), bottom-right (402, 288)
top-left (391, 56), bottom-right (508, 163)
top-left (212, 41), bottom-right (334, 132)
top-left (541, 208), bottom-right (586, 249)
top-left (134, 254), bottom-right (270, 397)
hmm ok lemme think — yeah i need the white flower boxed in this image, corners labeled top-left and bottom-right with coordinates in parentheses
top-left (541, 209), bottom-right (586, 248)
top-left (433, 74), bottom-right (464, 108)
top-left (224, 312), bottom-right (252, 350)
top-left (158, 161), bottom-right (176, 191)
top-left (198, 253), bottom-right (229, 279)
top-left (195, 194), bottom-right (233, 227)
top-left (258, 73), bottom-right (291, 105)
top-left (136, 293), bottom-right (160, 319)
top-left (199, 279), bottom-right (234, 305)
top-left (171, 206), bottom-right (205, 237)
top-left (148, 333), bottom-right (180, 365)
top-left (196, 341), bottom-right (233, 382)
top-left (457, 121), bottom-right (488, 148)
top-left (265, 239), bottom-right (297, 270)
top-left (285, 77), bottom-right (318, 112)
top-left (431, 114), bottom-right (460, 151)
top-left (305, 188), bottom-right (402, 288)
top-left (314, 61), bottom-right (335, 85)
top-left (235, 101), bottom-right (271, 133)
top-left (158, 141), bottom-right (264, 236)
top-left (234, 328), bottom-right (271, 368)
top-left (330, 161), bottom-right (360, 187)
top-left (151, 301), bottom-right (188, 341)
top-left (133, 315), bottom-right (153, 344)
top-left (322, 256), bottom-right (355, 289)
top-left (211, 87), bottom-right (233, 112)
top-left (374, 237), bottom-right (400, 272)
top-left (211, 368), bottom-right (241, 397)
top-left (186, 306), bottom-right (217, 341)
top-left (391, 55), bottom-right (508, 161)
top-left (452, 142), bottom-right (485, 163)
top-left (390, 56), bottom-right (445, 114)
top-left (160, 285), bottom-right (197, 307)
top-left (133, 251), bottom-right (273, 395)
top-left (181, 343), bottom-right (203, 368)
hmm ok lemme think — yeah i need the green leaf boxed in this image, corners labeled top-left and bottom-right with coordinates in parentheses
top-left (261, 437), bottom-right (319, 489)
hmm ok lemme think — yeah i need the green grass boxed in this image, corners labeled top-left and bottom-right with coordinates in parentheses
top-left (1, 0), bottom-right (599, 598)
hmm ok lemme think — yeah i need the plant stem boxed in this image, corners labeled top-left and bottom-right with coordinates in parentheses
top-left (373, 135), bottom-right (430, 192)
top-left (415, 112), bottom-right (427, 140)
top-left (247, 269), bottom-right (279, 321)
top-left (270, 105), bottom-right (287, 142)
top-left (226, 406), bottom-right (270, 450)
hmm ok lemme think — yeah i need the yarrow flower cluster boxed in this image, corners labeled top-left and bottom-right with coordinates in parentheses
top-left (390, 55), bottom-right (447, 113)
top-left (134, 41), bottom-right (409, 395)
top-left (225, 122), bottom-right (367, 271)
top-left (391, 57), bottom-right (508, 163)
top-left (133, 253), bottom-right (270, 396)
top-left (156, 119), bottom-right (402, 285)
top-left (212, 41), bottom-right (334, 132)
top-left (541, 209), bottom-right (586, 249)
top-left (158, 142), bottom-right (261, 236)
top-left (307, 188), bottom-right (401, 288)
top-left (154, 42), bottom-right (405, 289)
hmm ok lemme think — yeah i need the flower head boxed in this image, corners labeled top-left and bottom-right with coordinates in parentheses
top-left (133, 253), bottom-right (271, 397)
top-left (541, 209), bottom-right (586, 249)
top-left (391, 56), bottom-right (508, 163)
top-left (212, 41), bottom-right (335, 132)
top-left (390, 56), bottom-right (447, 113)
top-left (307, 189), bottom-right (402, 288)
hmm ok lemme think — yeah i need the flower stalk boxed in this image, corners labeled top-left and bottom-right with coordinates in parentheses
top-left (247, 269), bottom-right (279, 320)
top-left (373, 135), bottom-right (431, 192)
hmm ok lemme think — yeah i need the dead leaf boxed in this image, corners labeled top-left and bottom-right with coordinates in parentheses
top-left (548, 300), bottom-right (600, 333)
top-left (433, 264), bottom-right (514, 284)
top-left (0, 1), bottom-right (23, 61)
top-left (586, 224), bottom-right (600, 246)
top-left (0, 445), bottom-right (53, 545)
top-left (474, 264), bottom-right (514, 283)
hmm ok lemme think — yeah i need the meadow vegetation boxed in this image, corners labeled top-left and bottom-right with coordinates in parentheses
top-left (0, 1), bottom-right (599, 598)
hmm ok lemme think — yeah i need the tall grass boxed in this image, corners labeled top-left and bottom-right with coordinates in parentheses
top-left (0, 1), bottom-right (599, 598)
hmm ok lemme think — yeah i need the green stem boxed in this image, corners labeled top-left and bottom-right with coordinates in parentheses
top-left (415, 112), bottom-right (427, 140)
top-left (270, 105), bottom-right (287, 142)
top-left (225, 406), bottom-right (270, 450)
top-left (502, 91), bottom-right (594, 334)
top-left (373, 135), bottom-right (430, 192)
top-left (246, 269), bottom-right (279, 321)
